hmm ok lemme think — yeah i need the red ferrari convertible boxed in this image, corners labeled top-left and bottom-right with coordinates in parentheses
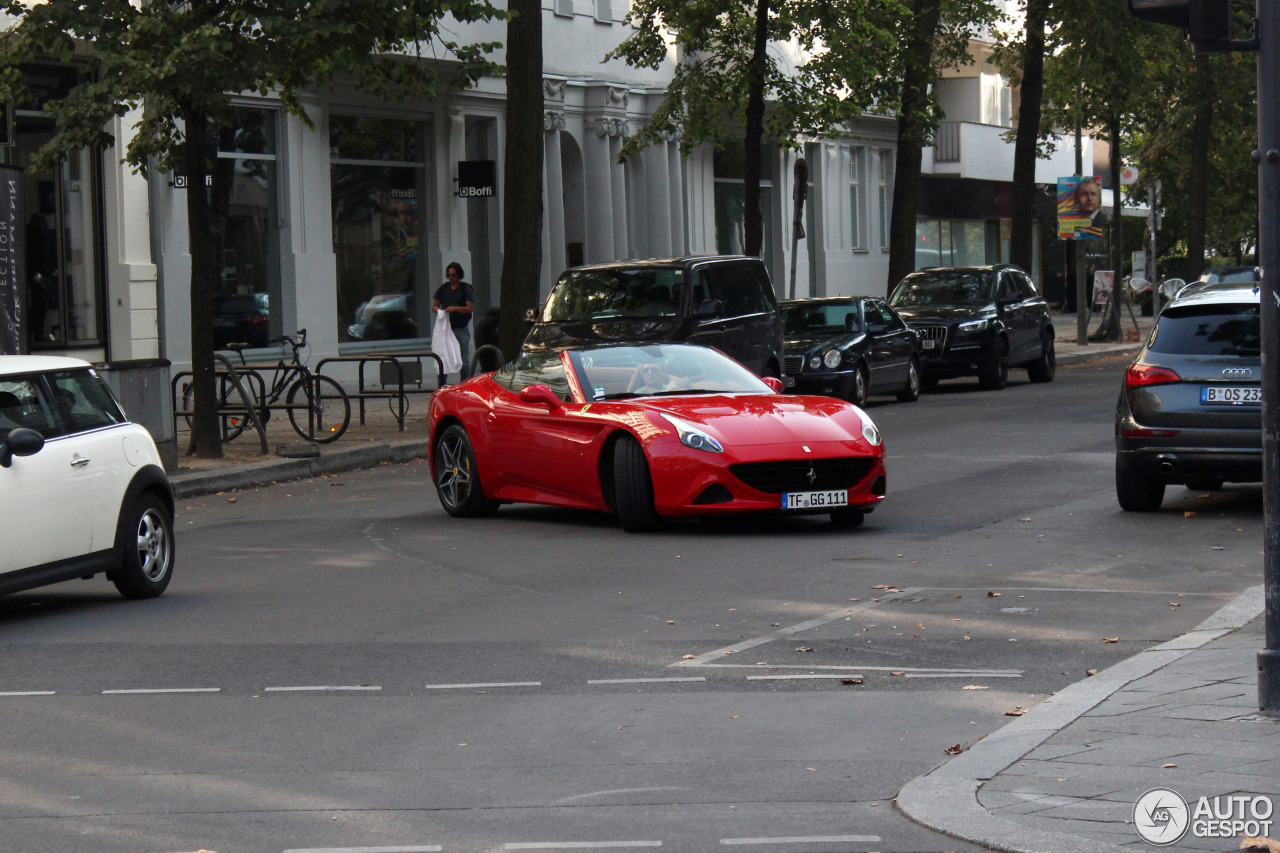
top-left (427, 343), bottom-right (887, 532)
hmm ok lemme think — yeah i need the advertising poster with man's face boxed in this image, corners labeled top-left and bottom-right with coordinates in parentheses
top-left (1057, 176), bottom-right (1104, 240)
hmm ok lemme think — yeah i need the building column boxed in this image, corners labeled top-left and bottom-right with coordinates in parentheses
top-left (583, 119), bottom-right (615, 262)
top-left (104, 108), bottom-right (159, 361)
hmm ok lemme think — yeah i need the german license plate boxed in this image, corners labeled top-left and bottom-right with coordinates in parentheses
top-left (922, 339), bottom-right (937, 350)
top-left (781, 490), bottom-right (848, 510)
top-left (1201, 385), bottom-right (1260, 405)
top-left (783, 376), bottom-right (796, 388)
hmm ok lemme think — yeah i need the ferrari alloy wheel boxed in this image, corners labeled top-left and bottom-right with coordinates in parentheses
top-left (896, 357), bottom-right (921, 403)
top-left (614, 436), bottom-right (662, 533)
top-left (979, 337), bottom-right (1009, 390)
top-left (434, 424), bottom-right (499, 517)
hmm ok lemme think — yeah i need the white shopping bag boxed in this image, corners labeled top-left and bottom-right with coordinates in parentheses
top-left (432, 309), bottom-right (464, 375)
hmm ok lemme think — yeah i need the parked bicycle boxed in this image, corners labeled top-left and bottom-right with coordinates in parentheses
top-left (183, 329), bottom-right (352, 443)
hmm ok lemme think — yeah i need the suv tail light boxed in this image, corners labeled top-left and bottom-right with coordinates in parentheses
top-left (1125, 364), bottom-right (1180, 389)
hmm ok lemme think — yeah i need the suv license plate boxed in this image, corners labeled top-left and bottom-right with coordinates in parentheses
top-left (781, 490), bottom-right (848, 510)
top-left (1201, 385), bottom-right (1261, 405)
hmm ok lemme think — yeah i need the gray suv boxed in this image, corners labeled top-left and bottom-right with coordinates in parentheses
top-left (1115, 282), bottom-right (1261, 511)
top-left (522, 256), bottom-right (784, 379)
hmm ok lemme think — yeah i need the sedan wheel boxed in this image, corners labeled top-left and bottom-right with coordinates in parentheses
top-left (110, 494), bottom-right (174, 599)
top-left (896, 357), bottom-right (921, 403)
top-left (849, 365), bottom-right (870, 407)
top-left (434, 424), bottom-right (499, 517)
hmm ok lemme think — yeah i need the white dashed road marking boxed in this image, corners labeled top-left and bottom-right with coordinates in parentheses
top-left (504, 843), bottom-right (662, 850)
top-left (264, 686), bottom-right (383, 692)
top-left (422, 681), bottom-right (542, 690)
top-left (284, 847), bottom-right (442, 852)
top-left (102, 688), bottom-right (222, 694)
top-left (720, 837), bottom-right (880, 846)
top-left (746, 674), bottom-right (864, 681)
top-left (587, 677), bottom-right (705, 685)
top-left (0, 691), bottom-right (56, 696)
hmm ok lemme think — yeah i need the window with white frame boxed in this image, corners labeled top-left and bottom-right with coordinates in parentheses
top-left (878, 149), bottom-right (893, 251)
top-left (849, 147), bottom-right (865, 250)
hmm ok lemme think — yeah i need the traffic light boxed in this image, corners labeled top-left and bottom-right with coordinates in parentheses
top-left (1128, 0), bottom-right (1230, 50)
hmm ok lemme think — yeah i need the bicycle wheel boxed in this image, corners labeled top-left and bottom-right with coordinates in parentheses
top-left (183, 375), bottom-right (250, 441)
top-left (286, 374), bottom-right (351, 443)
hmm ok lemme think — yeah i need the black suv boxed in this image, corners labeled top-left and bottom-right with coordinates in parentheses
top-left (522, 256), bottom-right (784, 378)
top-left (1115, 282), bottom-right (1261, 511)
top-left (888, 265), bottom-right (1055, 389)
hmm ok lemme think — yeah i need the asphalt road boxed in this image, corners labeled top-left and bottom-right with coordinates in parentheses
top-left (0, 358), bottom-right (1264, 853)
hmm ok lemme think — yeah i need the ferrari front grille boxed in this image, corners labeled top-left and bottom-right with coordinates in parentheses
top-left (729, 457), bottom-right (876, 494)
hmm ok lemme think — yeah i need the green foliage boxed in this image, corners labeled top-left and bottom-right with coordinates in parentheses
top-left (0, 0), bottom-right (504, 174)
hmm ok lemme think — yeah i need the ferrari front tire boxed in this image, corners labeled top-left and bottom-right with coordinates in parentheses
top-left (614, 437), bottom-right (662, 533)
top-left (434, 424), bottom-right (499, 518)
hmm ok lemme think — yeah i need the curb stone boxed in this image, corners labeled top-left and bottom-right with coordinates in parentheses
top-left (895, 585), bottom-right (1265, 853)
top-left (170, 438), bottom-right (430, 498)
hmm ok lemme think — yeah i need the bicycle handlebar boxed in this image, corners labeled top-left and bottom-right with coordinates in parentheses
top-left (269, 329), bottom-right (308, 350)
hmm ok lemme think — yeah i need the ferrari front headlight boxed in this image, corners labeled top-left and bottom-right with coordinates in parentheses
top-left (861, 418), bottom-right (882, 446)
top-left (659, 413), bottom-right (724, 453)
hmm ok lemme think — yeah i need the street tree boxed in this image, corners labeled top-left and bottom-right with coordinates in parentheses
top-left (884, 0), bottom-right (999, 293)
top-left (608, 0), bottom-right (904, 261)
top-left (0, 0), bottom-right (501, 458)
top-left (497, 0), bottom-right (543, 363)
top-left (1041, 0), bottom-right (1155, 339)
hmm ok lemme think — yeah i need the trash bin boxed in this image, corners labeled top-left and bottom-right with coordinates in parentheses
top-left (94, 358), bottom-right (177, 471)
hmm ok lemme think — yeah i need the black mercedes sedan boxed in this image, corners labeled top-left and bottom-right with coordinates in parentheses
top-left (780, 296), bottom-right (922, 406)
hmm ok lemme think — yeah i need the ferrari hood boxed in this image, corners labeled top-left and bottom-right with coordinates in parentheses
top-left (643, 395), bottom-right (868, 448)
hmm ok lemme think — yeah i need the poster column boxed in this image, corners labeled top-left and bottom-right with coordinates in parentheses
top-left (0, 165), bottom-right (23, 355)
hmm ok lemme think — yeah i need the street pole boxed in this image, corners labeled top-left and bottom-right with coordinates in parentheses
top-left (1075, 103), bottom-right (1087, 345)
top-left (1257, 0), bottom-right (1280, 715)
top-left (1150, 180), bottom-right (1161, 316)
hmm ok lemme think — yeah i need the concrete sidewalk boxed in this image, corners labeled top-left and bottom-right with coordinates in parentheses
top-left (899, 586), bottom-right (1278, 852)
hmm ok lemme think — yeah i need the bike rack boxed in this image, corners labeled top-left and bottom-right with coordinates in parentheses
top-left (171, 353), bottom-right (269, 454)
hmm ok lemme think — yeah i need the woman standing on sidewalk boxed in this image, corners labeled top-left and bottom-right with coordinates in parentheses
top-left (433, 262), bottom-right (475, 385)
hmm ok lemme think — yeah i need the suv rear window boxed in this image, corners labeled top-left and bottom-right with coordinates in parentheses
top-left (1149, 303), bottom-right (1259, 356)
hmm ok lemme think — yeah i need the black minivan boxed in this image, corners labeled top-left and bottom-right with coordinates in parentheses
top-left (522, 256), bottom-right (785, 379)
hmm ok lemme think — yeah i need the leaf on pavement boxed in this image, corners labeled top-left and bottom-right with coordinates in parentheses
top-left (1004, 706), bottom-right (1028, 716)
top-left (1087, 669), bottom-right (1099, 676)
top-left (1185, 511), bottom-right (1197, 518)
top-left (962, 685), bottom-right (989, 690)
top-left (1240, 835), bottom-right (1280, 852)
top-left (1161, 763), bottom-right (1176, 768)
top-left (945, 744), bottom-right (963, 755)
top-left (988, 591), bottom-right (1002, 597)
top-left (890, 671), bottom-right (904, 677)
top-left (1018, 517), bottom-right (1031, 522)
top-left (841, 678), bottom-right (863, 685)
top-left (1103, 637), bottom-right (1119, 643)
top-left (681, 654), bottom-right (696, 660)
top-left (795, 647), bottom-right (814, 652)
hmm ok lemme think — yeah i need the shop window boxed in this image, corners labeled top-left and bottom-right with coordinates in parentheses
top-left (850, 147), bottom-right (865, 251)
top-left (330, 115), bottom-right (431, 345)
top-left (208, 107), bottom-right (282, 350)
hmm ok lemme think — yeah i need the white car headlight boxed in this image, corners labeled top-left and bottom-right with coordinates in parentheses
top-left (659, 413), bottom-right (724, 453)
top-left (823, 349), bottom-right (843, 369)
top-left (958, 318), bottom-right (990, 334)
top-left (808, 355), bottom-right (822, 370)
top-left (861, 418), bottom-right (882, 446)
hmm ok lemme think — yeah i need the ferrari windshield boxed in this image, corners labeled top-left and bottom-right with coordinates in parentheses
top-left (890, 272), bottom-right (995, 307)
top-left (541, 268), bottom-right (685, 322)
top-left (569, 344), bottom-right (771, 401)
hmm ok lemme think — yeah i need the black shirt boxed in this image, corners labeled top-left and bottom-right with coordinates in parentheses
top-left (434, 282), bottom-right (475, 329)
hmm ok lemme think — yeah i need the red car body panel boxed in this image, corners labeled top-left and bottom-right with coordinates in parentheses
top-left (427, 350), bottom-right (887, 520)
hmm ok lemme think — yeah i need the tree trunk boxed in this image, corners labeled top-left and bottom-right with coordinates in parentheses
top-left (1009, 0), bottom-right (1047, 273)
top-left (497, 0), bottom-right (545, 366)
top-left (742, 0), bottom-right (770, 259)
top-left (183, 106), bottom-right (222, 459)
top-left (887, 0), bottom-right (943, 294)
top-left (1186, 55), bottom-right (1212, 280)
top-left (1108, 110), bottom-right (1123, 342)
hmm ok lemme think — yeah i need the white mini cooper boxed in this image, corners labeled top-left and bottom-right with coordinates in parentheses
top-left (0, 356), bottom-right (175, 598)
